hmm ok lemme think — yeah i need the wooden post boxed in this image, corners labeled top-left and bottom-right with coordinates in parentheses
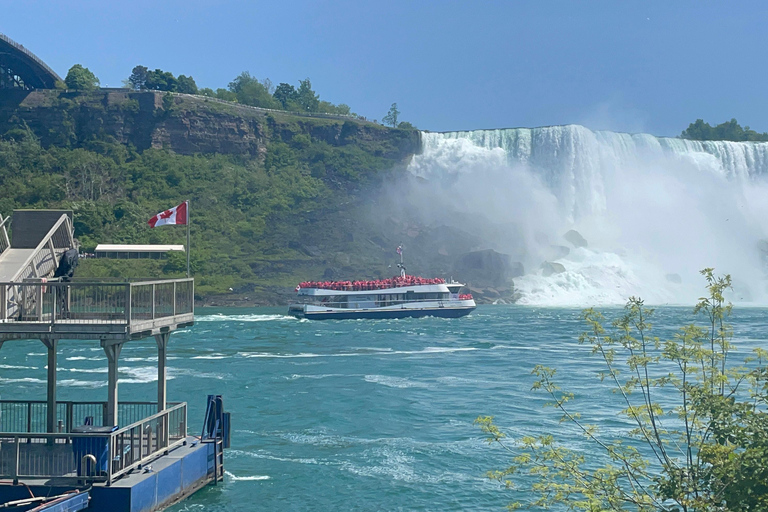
top-left (102, 341), bottom-right (123, 427)
top-left (42, 338), bottom-right (58, 434)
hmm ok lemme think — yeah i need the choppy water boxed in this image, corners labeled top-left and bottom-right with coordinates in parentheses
top-left (1, 305), bottom-right (766, 511)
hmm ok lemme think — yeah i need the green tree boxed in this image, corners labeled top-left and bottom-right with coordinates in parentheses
top-left (477, 269), bottom-right (768, 511)
top-left (382, 103), bottom-right (400, 127)
top-left (228, 72), bottom-right (280, 109)
top-left (296, 78), bottom-right (319, 112)
top-left (273, 82), bottom-right (298, 109)
top-left (65, 64), bottom-right (100, 91)
top-left (127, 65), bottom-right (148, 90)
top-left (176, 74), bottom-right (198, 95)
top-left (681, 118), bottom-right (768, 141)
top-left (144, 69), bottom-right (178, 92)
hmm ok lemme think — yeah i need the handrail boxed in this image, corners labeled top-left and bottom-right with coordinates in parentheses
top-left (10, 213), bottom-right (73, 282)
top-left (0, 214), bottom-right (9, 256)
top-left (0, 278), bottom-right (193, 325)
top-left (0, 402), bottom-right (187, 484)
top-left (297, 297), bottom-right (461, 308)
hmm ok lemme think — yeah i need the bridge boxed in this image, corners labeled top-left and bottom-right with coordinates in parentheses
top-left (0, 32), bottom-right (61, 89)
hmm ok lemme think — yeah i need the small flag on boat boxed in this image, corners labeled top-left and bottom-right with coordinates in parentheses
top-left (295, 285), bottom-right (301, 292)
top-left (396, 245), bottom-right (402, 255)
top-left (148, 201), bottom-right (188, 227)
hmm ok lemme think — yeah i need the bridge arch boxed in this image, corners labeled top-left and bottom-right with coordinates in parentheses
top-left (0, 32), bottom-right (61, 90)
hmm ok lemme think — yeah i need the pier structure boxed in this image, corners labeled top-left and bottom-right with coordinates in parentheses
top-left (0, 210), bottom-right (226, 512)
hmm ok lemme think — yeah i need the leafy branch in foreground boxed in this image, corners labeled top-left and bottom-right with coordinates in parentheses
top-left (477, 269), bottom-right (768, 511)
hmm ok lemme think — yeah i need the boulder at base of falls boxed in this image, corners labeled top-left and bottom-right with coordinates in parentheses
top-left (541, 261), bottom-right (566, 277)
top-left (452, 249), bottom-right (522, 289)
top-left (563, 229), bottom-right (588, 248)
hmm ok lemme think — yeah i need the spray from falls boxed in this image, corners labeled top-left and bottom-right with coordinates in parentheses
top-left (406, 125), bottom-right (768, 305)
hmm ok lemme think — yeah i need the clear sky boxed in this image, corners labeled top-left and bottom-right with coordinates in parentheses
top-left (3, 1), bottom-right (767, 136)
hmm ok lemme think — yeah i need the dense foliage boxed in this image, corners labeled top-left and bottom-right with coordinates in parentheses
top-left (0, 119), bottom-right (407, 298)
top-left (64, 65), bottom-right (100, 91)
top-left (127, 65), bottom-right (199, 95)
top-left (477, 270), bottom-right (768, 511)
top-left (681, 118), bottom-right (768, 142)
top-left (125, 66), bottom-right (401, 123)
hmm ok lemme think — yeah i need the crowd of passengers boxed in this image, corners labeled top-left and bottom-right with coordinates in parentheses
top-left (298, 275), bottom-right (448, 291)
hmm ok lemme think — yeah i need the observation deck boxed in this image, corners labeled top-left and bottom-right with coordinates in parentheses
top-left (0, 210), bottom-right (226, 511)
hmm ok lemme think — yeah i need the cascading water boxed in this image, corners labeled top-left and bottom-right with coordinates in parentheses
top-left (407, 125), bottom-right (768, 305)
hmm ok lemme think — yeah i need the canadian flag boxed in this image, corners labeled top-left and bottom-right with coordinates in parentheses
top-left (148, 201), bottom-right (188, 228)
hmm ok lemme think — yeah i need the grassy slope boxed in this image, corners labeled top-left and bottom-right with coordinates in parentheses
top-left (0, 90), bottom-right (420, 305)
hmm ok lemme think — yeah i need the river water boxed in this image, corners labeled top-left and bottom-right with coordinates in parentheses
top-left (1, 305), bottom-right (765, 511)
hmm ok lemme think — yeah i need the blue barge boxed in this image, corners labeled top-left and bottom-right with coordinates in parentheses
top-left (0, 210), bottom-right (229, 511)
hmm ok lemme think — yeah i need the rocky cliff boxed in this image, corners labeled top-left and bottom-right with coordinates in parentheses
top-left (0, 89), bottom-right (420, 159)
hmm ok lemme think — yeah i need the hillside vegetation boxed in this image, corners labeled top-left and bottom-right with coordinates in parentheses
top-left (0, 90), bottom-right (420, 303)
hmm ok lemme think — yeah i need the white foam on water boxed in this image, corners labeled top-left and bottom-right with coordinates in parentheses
top-left (66, 356), bottom-right (105, 361)
top-left (0, 377), bottom-right (45, 384)
top-left (285, 374), bottom-right (351, 380)
top-left (120, 366), bottom-right (165, 383)
top-left (196, 314), bottom-right (296, 323)
top-left (0, 364), bottom-right (38, 370)
top-left (59, 379), bottom-right (106, 388)
top-left (190, 354), bottom-right (230, 360)
top-left (364, 375), bottom-right (432, 389)
top-left (224, 471), bottom-right (270, 481)
top-left (237, 347), bottom-right (477, 359)
top-left (62, 368), bottom-right (108, 374)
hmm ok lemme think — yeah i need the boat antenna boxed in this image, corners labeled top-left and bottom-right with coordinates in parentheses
top-left (396, 244), bottom-right (406, 277)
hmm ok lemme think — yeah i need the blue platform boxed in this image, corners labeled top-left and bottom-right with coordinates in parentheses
top-left (0, 437), bottom-right (216, 512)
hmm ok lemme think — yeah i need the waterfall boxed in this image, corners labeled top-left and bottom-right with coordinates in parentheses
top-left (406, 125), bottom-right (768, 305)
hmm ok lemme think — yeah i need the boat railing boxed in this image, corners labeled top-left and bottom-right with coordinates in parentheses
top-left (295, 297), bottom-right (472, 309)
top-left (0, 402), bottom-right (187, 484)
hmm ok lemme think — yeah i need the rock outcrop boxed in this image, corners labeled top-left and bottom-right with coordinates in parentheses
top-left (0, 89), bottom-right (421, 159)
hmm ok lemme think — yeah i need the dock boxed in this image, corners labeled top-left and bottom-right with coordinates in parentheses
top-left (0, 210), bottom-right (229, 512)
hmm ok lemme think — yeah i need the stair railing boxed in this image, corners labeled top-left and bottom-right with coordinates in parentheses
top-left (0, 214), bottom-right (9, 258)
top-left (11, 213), bottom-right (74, 283)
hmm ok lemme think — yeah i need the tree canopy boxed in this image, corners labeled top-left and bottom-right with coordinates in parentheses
top-left (383, 103), bottom-right (400, 127)
top-left (65, 65), bottom-right (100, 91)
top-left (127, 66), bottom-right (198, 94)
top-left (681, 118), bottom-right (768, 142)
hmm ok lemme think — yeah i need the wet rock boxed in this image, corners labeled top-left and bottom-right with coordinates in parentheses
top-left (541, 261), bottom-right (566, 277)
top-left (563, 229), bottom-right (588, 248)
top-left (452, 249), bottom-right (520, 289)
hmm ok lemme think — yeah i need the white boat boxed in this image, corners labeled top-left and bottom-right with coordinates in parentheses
top-left (288, 247), bottom-right (476, 320)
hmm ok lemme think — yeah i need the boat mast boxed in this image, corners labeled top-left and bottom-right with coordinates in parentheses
top-left (397, 244), bottom-right (406, 277)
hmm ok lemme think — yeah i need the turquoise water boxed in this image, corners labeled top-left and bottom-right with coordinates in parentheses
top-left (1, 305), bottom-right (766, 510)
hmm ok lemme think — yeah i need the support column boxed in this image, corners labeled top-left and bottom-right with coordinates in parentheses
top-left (102, 341), bottom-right (123, 427)
top-left (155, 333), bottom-right (171, 413)
top-left (42, 339), bottom-right (57, 433)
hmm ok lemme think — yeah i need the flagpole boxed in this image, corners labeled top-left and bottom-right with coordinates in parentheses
top-left (186, 200), bottom-right (191, 278)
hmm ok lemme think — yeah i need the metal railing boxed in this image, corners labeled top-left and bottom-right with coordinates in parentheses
top-left (109, 402), bottom-right (187, 481)
top-left (0, 401), bottom-right (181, 434)
top-left (0, 214), bottom-right (9, 257)
top-left (0, 402), bottom-right (187, 484)
top-left (297, 297), bottom-right (459, 309)
top-left (12, 213), bottom-right (74, 283)
top-left (0, 278), bottom-right (194, 327)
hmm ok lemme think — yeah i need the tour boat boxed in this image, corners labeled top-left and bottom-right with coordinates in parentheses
top-left (288, 247), bottom-right (476, 320)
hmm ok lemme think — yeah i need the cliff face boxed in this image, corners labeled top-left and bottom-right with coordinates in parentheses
top-left (0, 89), bottom-right (420, 159)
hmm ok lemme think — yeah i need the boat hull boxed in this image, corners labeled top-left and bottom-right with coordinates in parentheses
top-left (289, 305), bottom-right (476, 320)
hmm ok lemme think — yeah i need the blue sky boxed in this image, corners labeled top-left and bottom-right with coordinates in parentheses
top-left (3, 1), bottom-right (767, 136)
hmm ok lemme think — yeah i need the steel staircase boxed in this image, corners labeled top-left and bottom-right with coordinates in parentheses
top-left (0, 211), bottom-right (75, 320)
